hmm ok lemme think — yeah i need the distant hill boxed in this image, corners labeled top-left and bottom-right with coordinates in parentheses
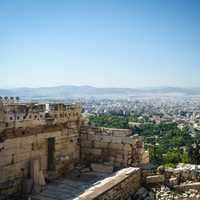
top-left (0, 86), bottom-right (200, 99)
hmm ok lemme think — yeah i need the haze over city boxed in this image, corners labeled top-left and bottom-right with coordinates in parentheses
top-left (2, 1), bottom-right (200, 200)
top-left (1, 0), bottom-right (200, 88)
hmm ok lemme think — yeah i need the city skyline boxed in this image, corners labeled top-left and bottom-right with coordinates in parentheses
top-left (1, 0), bottom-right (200, 88)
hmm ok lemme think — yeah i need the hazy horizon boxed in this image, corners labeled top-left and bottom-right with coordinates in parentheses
top-left (1, 84), bottom-right (200, 90)
top-left (1, 0), bottom-right (200, 88)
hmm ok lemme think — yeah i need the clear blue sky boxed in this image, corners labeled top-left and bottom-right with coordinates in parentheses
top-left (0, 0), bottom-right (200, 88)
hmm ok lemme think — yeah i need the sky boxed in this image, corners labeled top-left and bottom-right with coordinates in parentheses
top-left (0, 0), bottom-right (200, 88)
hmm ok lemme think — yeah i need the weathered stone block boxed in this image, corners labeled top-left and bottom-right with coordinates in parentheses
top-left (146, 175), bottom-right (165, 184)
top-left (111, 137), bottom-right (122, 144)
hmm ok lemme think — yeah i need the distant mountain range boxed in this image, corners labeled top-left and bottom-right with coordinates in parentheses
top-left (0, 86), bottom-right (200, 99)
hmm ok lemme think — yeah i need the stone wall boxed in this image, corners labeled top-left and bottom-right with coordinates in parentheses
top-left (74, 167), bottom-right (141, 200)
top-left (0, 103), bottom-right (81, 132)
top-left (0, 104), bottom-right (149, 199)
top-left (0, 122), bottom-right (80, 199)
top-left (80, 126), bottom-right (149, 169)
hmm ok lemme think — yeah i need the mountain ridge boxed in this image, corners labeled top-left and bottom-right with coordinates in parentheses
top-left (0, 86), bottom-right (200, 99)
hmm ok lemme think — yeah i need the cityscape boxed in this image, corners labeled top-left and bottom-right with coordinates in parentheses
top-left (1, 0), bottom-right (200, 200)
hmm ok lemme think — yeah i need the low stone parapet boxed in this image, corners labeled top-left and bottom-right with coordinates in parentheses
top-left (74, 167), bottom-right (141, 200)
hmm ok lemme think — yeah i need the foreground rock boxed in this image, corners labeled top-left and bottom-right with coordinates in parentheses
top-left (163, 163), bottom-right (200, 185)
top-left (132, 163), bottom-right (200, 200)
top-left (133, 186), bottom-right (200, 200)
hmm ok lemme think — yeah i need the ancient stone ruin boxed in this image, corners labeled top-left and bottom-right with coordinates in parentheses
top-left (1, 98), bottom-right (200, 200)
top-left (0, 99), bottom-right (148, 200)
top-left (136, 163), bottom-right (200, 200)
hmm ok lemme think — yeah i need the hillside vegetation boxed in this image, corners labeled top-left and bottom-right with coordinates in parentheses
top-left (89, 114), bottom-right (200, 167)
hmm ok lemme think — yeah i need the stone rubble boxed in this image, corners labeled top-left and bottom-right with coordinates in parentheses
top-left (132, 186), bottom-right (200, 200)
top-left (163, 163), bottom-right (200, 184)
top-left (132, 164), bottom-right (200, 200)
